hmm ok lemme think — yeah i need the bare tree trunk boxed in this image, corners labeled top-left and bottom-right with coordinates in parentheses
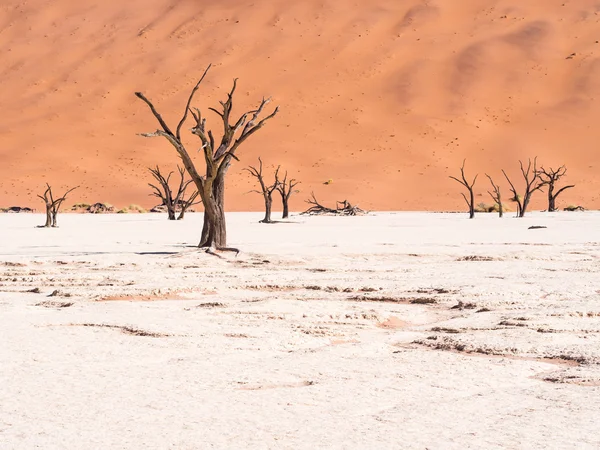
top-left (167, 206), bottom-right (176, 220)
top-left (468, 189), bottom-right (475, 219)
top-left (199, 208), bottom-right (227, 248)
top-left (521, 196), bottom-right (531, 217)
top-left (200, 174), bottom-right (226, 247)
top-left (44, 206), bottom-right (52, 228)
top-left (281, 192), bottom-right (289, 219)
top-left (547, 184), bottom-right (556, 212)
top-left (200, 194), bottom-right (227, 248)
top-left (262, 196), bottom-right (273, 223)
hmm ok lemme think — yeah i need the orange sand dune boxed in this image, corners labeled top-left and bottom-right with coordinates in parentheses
top-left (1, 0), bottom-right (599, 212)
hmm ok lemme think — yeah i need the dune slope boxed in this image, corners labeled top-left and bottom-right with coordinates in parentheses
top-left (1, 0), bottom-right (599, 211)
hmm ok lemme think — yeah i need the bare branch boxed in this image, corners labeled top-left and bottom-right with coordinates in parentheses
top-left (554, 185), bottom-right (575, 197)
top-left (176, 64), bottom-right (211, 141)
top-left (135, 93), bottom-right (175, 137)
top-left (460, 192), bottom-right (470, 208)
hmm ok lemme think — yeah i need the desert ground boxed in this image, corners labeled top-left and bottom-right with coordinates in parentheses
top-left (1, 211), bottom-right (599, 448)
top-left (1, 0), bottom-right (600, 211)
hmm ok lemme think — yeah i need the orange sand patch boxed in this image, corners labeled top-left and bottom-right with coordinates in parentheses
top-left (377, 316), bottom-right (410, 329)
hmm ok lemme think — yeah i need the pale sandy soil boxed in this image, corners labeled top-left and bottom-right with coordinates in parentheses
top-left (1, 0), bottom-right (600, 210)
top-left (1, 212), bottom-right (599, 449)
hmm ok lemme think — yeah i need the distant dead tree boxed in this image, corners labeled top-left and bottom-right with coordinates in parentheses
top-left (245, 158), bottom-right (280, 223)
top-left (37, 184), bottom-right (78, 228)
top-left (502, 157), bottom-right (544, 217)
top-left (537, 165), bottom-right (575, 212)
top-left (275, 170), bottom-right (300, 219)
top-left (136, 64), bottom-right (279, 250)
top-left (148, 165), bottom-right (200, 220)
top-left (485, 174), bottom-right (503, 218)
top-left (449, 159), bottom-right (478, 219)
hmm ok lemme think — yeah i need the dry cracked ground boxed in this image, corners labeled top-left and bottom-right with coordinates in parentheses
top-left (0, 212), bottom-right (599, 449)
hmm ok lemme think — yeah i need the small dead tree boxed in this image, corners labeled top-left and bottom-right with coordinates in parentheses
top-left (275, 170), bottom-right (300, 219)
top-left (136, 64), bottom-right (279, 250)
top-left (245, 158), bottom-right (280, 223)
top-left (177, 189), bottom-right (200, 221)
top-left (537, 165), bottom-right (575, 212)
top-left (449, 159), bottom-right (478, 219)
top-left (148, 165), bottom-right (200, 220)
top-left (37, 184), bottom-right (78, 228)
top-left (485, 174), bottom-right (503, 218)
top-left (502, 157), bottom-right (544, 218)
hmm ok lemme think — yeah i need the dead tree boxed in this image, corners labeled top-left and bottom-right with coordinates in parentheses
top-left (502, 158), bottom-right (544, 218)
top-left (485, 174), bottom-right (503, 218)
top-left (275, 170), bottom-right (300, 219)
top-left (537, 165), bottom-right (575, 212)
top-left (177, 189), bottom-right (200, 220)
top-left (37, 184), bottom-right (78, 227)
top-left (136, 64), bottom-right (279, 250)
top-left (449, 159), bottom-right (478, 219)
top-left (245, 158), bottom-right (279, 223)
top-left (148, 165), bottom-right (200, 220)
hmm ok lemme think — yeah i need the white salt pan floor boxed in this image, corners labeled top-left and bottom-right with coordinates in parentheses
top-left (1, 212), bottom-right (599, 449)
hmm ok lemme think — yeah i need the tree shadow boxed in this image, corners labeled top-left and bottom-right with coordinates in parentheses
top-left (135, 251), bottom-right (180, 255)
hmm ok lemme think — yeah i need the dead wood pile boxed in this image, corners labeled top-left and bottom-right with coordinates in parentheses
top-left (301, 193), bottom-right (367, 216)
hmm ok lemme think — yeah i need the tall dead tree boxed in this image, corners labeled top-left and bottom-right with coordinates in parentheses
top-left (485, 174), bottom-right (503, 218)
top-left (136, 64), bottom-right (279, 249)
top-left (275, 170), bottom-right (300, 219)
top-left (502, 157), bottom-right (544, 218)
top-left (148, 165), bottom-right (200, 220)
top-left (37, 184), bottom-right (78, 228)
top-left (537, 165), bottom-right (575, 212)
top-left (245, 158), bottom-right (280, 223)
top-left (449, 159), bottom-right (478, 219)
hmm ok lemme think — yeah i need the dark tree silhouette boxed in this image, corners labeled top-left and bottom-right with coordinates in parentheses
top-left (449, 159), bottom-right (478, 219)
top-left (245, 158), bottom-right (280, 223)
top-left (502, 157), bottom-right (544, 218)
top-left (537, 165), bottom-right (575, 212)
top-left (275, 170), bottom-right (300, 219)
top-left (148, 165), bottom-right (200, 220)
top-left (136, 64), bottom-right (279, 250)
top-left (485, 174), bottom-right (503, 218)
top-left (37, 184), bottom-right (78, 228)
